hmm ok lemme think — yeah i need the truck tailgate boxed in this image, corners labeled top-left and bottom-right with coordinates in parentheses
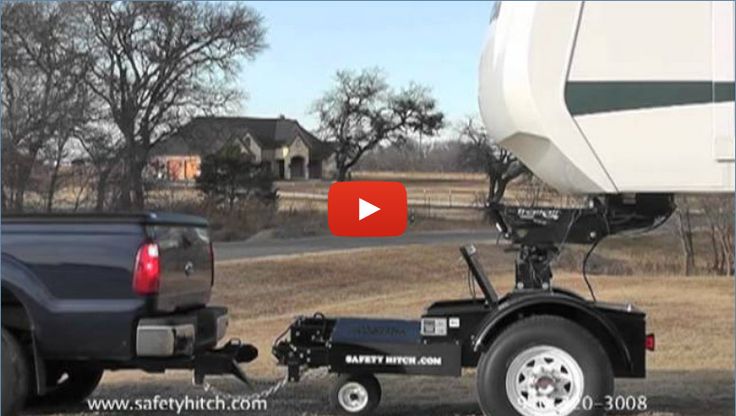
top-left (147, 217), bottom-right (213, 312)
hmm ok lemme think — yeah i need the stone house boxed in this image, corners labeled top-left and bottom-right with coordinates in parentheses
top-left (150, 116), bottom-right (335, 182)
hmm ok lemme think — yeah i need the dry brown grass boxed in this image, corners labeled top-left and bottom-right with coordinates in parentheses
top-left (93, 243), bottom-right (733, 415)
top-left (277, 171), bottom-right (486, 204)
top-left (200, 243), bottom-right (733, 377)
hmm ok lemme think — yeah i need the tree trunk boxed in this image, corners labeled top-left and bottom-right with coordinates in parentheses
top-left (487, 175), bottom-right (500, 205)
top-left (13, 186), bottom-right (25, 213)
top-left (72, 176), bottom-right (89, 212)
top-left (45, 163), bottom-right (62, 212)
top-left (494, 178), bottom-right (510, 204)
top-left (95, 170), bottom-right (111, 212)
top-left (714, 225), bottom-right (733, 275)
top-left (1, 186), bottom-right (8, 211)
top-left (676, 204), bottom-right (695, 276)
top-left (12, 154), bottom-right (39, 213)
top-left (337, 165), bottom-right (349, 182)
top-left (726, 226), bottom-right (734, 274)
top-left (718, 233), bottom-right (728, 274)
top-left (131, 160), bottom-right (146, 210)
top-left (12, 163), bottom-right (32, 213)
top-left (119, 128), bottom-right (137, 210)
top-left (120, 149), bottom-right (147, 211)
top-left (707, 224), bottom-right (721, 273)
top-left (119, 167), bottom-right (132, 211)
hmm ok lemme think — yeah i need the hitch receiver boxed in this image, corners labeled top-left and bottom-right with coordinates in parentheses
top-left (192, 340), bottom-right (258, 385)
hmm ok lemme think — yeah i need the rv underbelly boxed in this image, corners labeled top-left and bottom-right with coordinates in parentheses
top-left (479, 1), bottom-right (735, 194)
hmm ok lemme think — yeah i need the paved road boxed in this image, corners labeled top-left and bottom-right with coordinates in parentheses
top-left (214, 228), bottom-right (500, 261)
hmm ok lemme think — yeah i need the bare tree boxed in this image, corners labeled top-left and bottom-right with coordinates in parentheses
top-left (457, 118), bottom-right (528, 205)
top-left (699, 195), bottom-right (734, 275)
top-left (675, 195), bottom-right (696, 276)
top-left (76, 2), bottom-right (267, 210)
top-left (313, 69), bottom-right (444, 181)
top-left (66, 159), bottom-right (94, 212)
top-left (2, 3), bottom-right (90, 212)
top-left (77, 126), bottom-right (124, 212)
top-left (356, 138), bottom-right (466, 173)
top-left (41, 132), bottom-right (72, 212)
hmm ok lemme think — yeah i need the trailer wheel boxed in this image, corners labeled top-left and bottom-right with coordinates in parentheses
top-left (2, 328), bottom-right (31, 416)
top-left (476, 315), bottom-right (613, 416)
top-left (330, 373), bottom-right (381, 415)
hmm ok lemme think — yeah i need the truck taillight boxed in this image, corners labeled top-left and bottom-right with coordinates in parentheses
top-left (645, 333), bottom-right (655, 351)
top-left (134, 242), bottom-right (160, 295)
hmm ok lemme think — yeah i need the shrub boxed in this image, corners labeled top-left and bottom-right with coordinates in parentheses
top-left (196, 145), bottom-right (277, 211)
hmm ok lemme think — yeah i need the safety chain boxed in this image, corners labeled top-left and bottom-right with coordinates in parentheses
top-left (199, 366), bottom-right (330, 402)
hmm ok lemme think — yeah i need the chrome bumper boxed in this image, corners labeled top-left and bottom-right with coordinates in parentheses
top-left (136, 307), bottom-right (228, 357)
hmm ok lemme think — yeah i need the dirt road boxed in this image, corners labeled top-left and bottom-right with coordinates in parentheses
top-left (47, 369), bottom-right (733, 415)
top-left (214, 228), bottom-right (499, 260)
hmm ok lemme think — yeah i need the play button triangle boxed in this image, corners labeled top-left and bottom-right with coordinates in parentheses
top-left (358, 198), bottom-right (381, 221)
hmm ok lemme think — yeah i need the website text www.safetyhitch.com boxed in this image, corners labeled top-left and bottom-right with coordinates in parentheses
top-left (86, 395), bottom-right (268, 413)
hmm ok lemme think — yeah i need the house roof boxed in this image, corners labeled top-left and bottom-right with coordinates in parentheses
top-left (153, 116), bottom-right (334, 160)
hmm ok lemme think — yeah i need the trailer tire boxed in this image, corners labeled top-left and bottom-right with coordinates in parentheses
top-left (2, 328), bottom-right (31, 416)
top-left (476, 315), bottom-right (613, 416)
top-left (330, 373), bottom-right (381, 415)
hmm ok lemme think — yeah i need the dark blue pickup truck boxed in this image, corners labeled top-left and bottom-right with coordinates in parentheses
top-left (1, 213), bottom-right (256, 415)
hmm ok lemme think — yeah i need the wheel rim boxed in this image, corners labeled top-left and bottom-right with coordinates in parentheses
top-left (337, 381), bottom-right (369, 413)
top-left (505, 345), bottom-right (584, 416)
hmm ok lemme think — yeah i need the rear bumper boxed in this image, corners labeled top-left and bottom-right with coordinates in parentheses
top-left (136, 306), bottom-right (228, 357)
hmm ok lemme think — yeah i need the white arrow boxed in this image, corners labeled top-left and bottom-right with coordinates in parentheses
top-left (358, 198), bottom-right (381, 221)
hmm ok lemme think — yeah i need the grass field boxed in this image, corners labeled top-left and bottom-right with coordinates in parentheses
top-left (213, 243), bottom-right (733, 376)
top-left (276, 172), bottom-right (488, 222)
top-left (91, 242), bottom-right (734, 416)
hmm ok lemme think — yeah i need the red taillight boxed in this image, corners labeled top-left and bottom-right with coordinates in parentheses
top-left (133, 242), bottom-right (160, 295)
top-left (645, 333), bottom-right (655, 351)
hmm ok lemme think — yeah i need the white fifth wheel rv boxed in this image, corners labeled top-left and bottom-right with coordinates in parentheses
top-left (479, 1), bottom-right (735, 195)
top-left (274, 3), bottom-right (734, 416)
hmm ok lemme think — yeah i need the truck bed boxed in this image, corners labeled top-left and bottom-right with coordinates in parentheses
top-left (1, 212), bottom-right (215, 361)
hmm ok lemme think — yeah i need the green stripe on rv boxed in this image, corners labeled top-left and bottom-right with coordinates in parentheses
top-left (565, 81), bottom-right (735, 116)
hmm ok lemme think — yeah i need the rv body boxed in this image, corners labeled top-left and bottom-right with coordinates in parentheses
top-left (479, 1), bottom-right (735, 194)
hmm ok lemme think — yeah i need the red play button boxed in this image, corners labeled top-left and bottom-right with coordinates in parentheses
top-left (328, 181), bottom-right (407, 237)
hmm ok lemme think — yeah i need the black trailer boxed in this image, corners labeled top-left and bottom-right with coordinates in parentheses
top-left (273, 196), bottom-right (665, 416)
top-left (273, 245), bottom-right (652, 415)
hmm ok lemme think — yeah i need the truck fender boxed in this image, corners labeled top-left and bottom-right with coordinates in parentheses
top-left (1, 254), bottom-right (53, 328)
top-left (471, 292), bottom-right (634, 375)
top-left (2, 254), bottom-right (52, 395)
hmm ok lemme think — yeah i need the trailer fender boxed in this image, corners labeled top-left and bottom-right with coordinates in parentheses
top-left (472, 293), bottom-right (635, 376)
